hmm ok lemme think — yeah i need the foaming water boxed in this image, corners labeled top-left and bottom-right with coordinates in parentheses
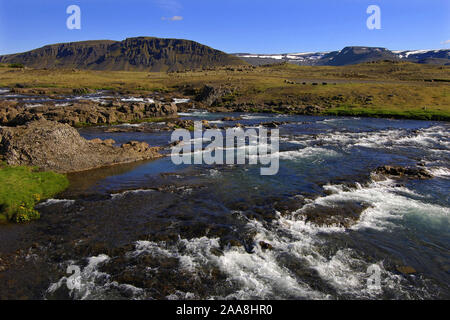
top-left (2, 114), bottom-right (449, 300)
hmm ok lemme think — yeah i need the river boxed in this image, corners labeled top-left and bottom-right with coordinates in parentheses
top-left (0, 111), bottom-right (448, 299)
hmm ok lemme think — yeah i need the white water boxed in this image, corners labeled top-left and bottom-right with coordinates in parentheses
top-left (43, 118), bottom-right (449, 300)
top-left (110, 189), bottom-right (155, 199)
top-left (36, 199), bottom-right (75, 208)
top-left (47, 176), bottom-right (447, 299)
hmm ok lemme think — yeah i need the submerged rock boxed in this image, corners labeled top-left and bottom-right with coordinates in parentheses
top-left (396, 266), bottom-right (417, 275)
top-left (300, 200), bottom-right (371, 228)
top-left (0, 119), bottom-right (162, 173)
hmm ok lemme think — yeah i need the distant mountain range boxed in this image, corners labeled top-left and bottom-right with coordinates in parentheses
top-left (234, 47), bottom-right (450, 66)
top-left (1, 38), bottom-right (448, 72)
top-left (0, 37), bottom-right (244, 72)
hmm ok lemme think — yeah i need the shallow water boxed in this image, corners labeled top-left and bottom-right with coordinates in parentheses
top-left (0, 112), bottom-right (449, 300)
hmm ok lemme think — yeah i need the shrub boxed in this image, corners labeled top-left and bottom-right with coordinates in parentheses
top-left (9, 63), bottom-right (24, 69)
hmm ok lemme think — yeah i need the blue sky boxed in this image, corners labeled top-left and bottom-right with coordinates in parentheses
top-left (0, 0), bottom-right (449, 55)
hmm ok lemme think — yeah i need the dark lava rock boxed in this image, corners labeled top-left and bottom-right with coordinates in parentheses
top-left (374, 165), bottom-right (433, 180)
top-left (300, 200), bottom-right (371, 228)
top-left (259, 241), bottom-right (273, 251)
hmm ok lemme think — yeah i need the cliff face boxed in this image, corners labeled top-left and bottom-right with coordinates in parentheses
top-left (0, 37), bottom-right (245, 71)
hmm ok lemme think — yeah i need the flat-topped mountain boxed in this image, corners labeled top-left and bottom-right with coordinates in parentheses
top-left (0, 37), bottom-right (245, 72)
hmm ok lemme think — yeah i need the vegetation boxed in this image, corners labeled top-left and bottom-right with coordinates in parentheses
top-left (0, 164), bottom-right (69, 223)
top-left (0, 60), bottom-right (449, 120)
top-left (8, 63), bottom-right (25, 69)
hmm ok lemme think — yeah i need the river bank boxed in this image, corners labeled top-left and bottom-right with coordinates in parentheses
top-left (1, 61), bottom-right (449, 122)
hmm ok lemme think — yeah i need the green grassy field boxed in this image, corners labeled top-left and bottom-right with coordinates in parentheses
top-left (0, 60), bottom-right (449, 120)
top-left (0, 164), bottom-right (69, 223)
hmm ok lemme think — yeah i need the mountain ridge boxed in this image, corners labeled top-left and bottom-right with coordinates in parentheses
top-left (234, 47), bottom-right (450, 66)
top-left (0, 37), bottom-right (245, 72)
top-left (2, 39), bottom-right (449, 70)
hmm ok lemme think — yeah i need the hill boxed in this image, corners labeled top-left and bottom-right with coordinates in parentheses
top-left (0, 37), bottom-right (245, 72)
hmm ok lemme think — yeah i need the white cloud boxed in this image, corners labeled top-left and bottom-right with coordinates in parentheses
top-left (155, 0), bottom-right (182, 12)
top-left (440, 39), bottom-right (450, 45)
top-left (161, 16), bottom-right (183, 21)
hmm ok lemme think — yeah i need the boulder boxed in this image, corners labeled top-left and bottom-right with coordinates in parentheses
top-left (0, 120), bottom-right (162, 173)
top-left (195, 85), bottom-right (233, 106)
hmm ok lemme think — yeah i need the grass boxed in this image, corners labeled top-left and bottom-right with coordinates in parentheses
top-left (0, 60), bottom-right (449, 120)
top-left (0, 164), bottom-right (69, 223)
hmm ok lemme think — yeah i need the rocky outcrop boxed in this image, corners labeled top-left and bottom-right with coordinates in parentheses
top-left (0, 120), bottom-right (162, 173)
top-left (195, 85), bottom-right (234, 106)
top-left (373, 165), bottom-right (433, 180)
top-left (0, 100), bottom-right (177, 127)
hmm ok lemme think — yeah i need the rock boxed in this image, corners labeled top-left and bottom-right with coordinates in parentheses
top-left (227, 239), bottom-right (242, 247)
top-left (260, 121), bottom-right (288, 128)
top-left (303, 105), bottom-right (323, 114)
top-left (300, 200), bottom-right (370, 228)
top-left (396, 266), bottom-right (416, 274)
top-left (0, 100), bottom-right (177, 127)
top-left (374, 165), bottom-right (433, 180)
top-left (90, 138), bottom-right (115, 146)
top-left (259, 241), bottom-right (273, 251)
top-left (89, 138), bottom-right (103, 144)
top-left (165, 119), bottom-right (195, 130)
top-left (195, 85), bottom-right (233, 106)
top-left (0, 120), bottom-right (162, 173)
top-left (103, 139), bottom-right (115, 146)
top-left (222, 116), bottom-right (242, 121)
top-left (209, 248), bottom-right (223, 257)
top-left (121, 141), bottom-right (151, 153)
top-left (72, 88), bottom-right (94, 95)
